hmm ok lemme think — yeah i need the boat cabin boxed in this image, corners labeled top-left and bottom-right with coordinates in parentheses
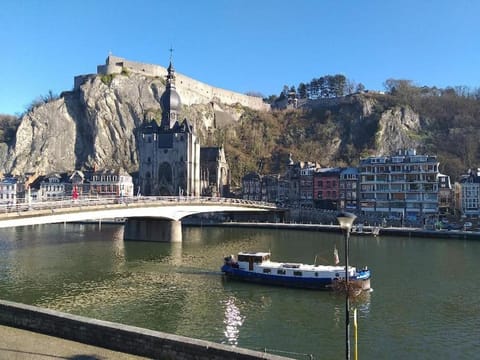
top-left (237, 252), bottom-right (271, 263)
top-left (237, 252), bottom-right (271, 271)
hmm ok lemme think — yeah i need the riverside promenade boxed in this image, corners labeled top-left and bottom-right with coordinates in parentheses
top-left (0, 300), bottom-right (288, 360)
top-left (0, 324), bottom-right (150, 360)
top-left (201, 221), bottom-right (480, 240)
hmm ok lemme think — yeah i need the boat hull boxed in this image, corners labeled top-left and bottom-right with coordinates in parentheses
top-left (221, 265), bottom-right (370, 291)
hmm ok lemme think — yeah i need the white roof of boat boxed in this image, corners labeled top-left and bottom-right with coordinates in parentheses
top-left (238, 251), bottom-right (271, 256)
top-left (266, 261), bottom-right (348, 271)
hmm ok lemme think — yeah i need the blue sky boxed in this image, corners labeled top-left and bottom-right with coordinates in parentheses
top-left (1, 0), bottom-right (479, 115)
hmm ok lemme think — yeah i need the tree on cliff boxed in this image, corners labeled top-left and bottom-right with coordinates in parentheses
top-left (0, 114), bottom-right (20, 145)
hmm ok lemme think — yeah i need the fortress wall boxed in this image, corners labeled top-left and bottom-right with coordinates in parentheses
top-left (96, 56), bottom-right (269, 111)
top-left (74, 75), bottom-right (93, 90)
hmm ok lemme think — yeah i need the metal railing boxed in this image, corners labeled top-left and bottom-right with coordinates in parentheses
top-left (0, 196), bottom-right (277, 216)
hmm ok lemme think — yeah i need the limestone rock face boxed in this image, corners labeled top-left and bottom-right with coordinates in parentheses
top-left (5, 99), bottom-right (77, 174)
top-left (2, 73), bottom-right (246, 175)
top-left (375, 105), bottom-right (421, 155)
top-left (306, 94), bottom-right (422, 162)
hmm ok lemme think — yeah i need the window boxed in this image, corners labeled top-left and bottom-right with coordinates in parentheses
top-left (293, 271), bottom-right (302, 276)
top-left (277, 269), bottom-right (286, 275)
top-left (263, 268), bottom-right (271, 273)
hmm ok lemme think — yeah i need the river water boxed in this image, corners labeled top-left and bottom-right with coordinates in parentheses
top-left (0, 223), bottom-right (479, 359)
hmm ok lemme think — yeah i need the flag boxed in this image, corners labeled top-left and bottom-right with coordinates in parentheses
top-left (334, 246), bottom-right (339, 265)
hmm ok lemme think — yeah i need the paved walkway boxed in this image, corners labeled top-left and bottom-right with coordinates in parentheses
top-left (0, 325), bottom-right (150, 360)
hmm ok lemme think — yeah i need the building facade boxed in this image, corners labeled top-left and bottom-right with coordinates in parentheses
top-left (358, 149), bottom-right (440, 221)
top-left (457, 169), bottom-right (480, 217)
top-left (200, 147), bottom-right (230, 197)
top-left (89, 169), bottom-right (134, 197)
top-left (242, 172), bottom-right (262, 201)
top-left (284, 156), bottom-right (320, 205)
top-left (437, 173), bottom-right (453, 215)
top-left (137, 61), bottom-right (201, 196)
top-left (313, 167), bottom-right (341, 210)
top-left (0, 177), bottom-right (17, 205)
top-left (39, 173), bottom-right (67, 200)
top-left (339, 167), bottom-right (359, 211)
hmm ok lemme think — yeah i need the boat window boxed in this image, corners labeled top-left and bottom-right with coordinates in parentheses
top-left (238, 254), bottom-right (271, 263)
top-left (315, 272), bottom-right (318, 277)
top-left (263, 268), bottom-right (271, 273)
top-left (238, 255), bottom-right (248, 262)
top-left (293, 271), bottom-right (302, 276)
top-left (277, 269), bottom-right (286, 275)
top-left (282, 263), bottom-right (300, 269)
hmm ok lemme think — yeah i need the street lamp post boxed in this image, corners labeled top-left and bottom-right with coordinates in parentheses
top-left (337, 211), bottom-right (357, 360)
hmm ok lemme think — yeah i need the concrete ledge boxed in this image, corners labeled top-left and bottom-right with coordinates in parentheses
top-left (195, 222), bottom-right (480, 240)
top-left (0, 300), bottom-right (288, 359)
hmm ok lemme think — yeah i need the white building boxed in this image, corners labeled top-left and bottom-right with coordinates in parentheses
top-left (358, 149), bottom-right (440, 222)
top-left (457, 169), bottom-right (480, 217)
top-left (89, 169), bottom-right (134, 197)
top-left (39, 173), bottom-right (66, 200)
top-left (0, 177), bottom-right (18, 205)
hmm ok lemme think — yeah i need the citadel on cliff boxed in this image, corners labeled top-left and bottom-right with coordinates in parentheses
top-left (76, 55), bottom-right (270, 111)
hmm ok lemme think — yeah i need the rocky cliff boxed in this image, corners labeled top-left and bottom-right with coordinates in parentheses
top-left (303, 94), bottom-right (421, 164)
top-left (1, 71), bottom-right (424, 180)
top-left (1, 72), bottom-right (246, 175)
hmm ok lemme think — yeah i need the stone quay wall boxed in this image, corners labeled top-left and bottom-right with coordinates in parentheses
top-left (0, 300), bottom-right (288, 360)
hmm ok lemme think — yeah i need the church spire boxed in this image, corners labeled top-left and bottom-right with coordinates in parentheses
top-left (160, 50), bottom-right (182, 130)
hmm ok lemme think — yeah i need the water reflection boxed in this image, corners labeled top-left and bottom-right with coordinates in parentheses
top-left (2, 224), bottom-right (480, 359)
top-left (222, 296), bottom-right (245, 345)
top-left (331, 289), bottom-right (372, 327)
top-left (353, 290), bottom-right (372, 316)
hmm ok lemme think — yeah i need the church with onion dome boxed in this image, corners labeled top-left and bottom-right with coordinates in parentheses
top-left (137, 59), bottom-right (201, 196)
top-left (137, 58), bottom-right (229, 197)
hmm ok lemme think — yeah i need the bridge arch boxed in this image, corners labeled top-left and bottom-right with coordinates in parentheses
top-left (0, 197), bottom-right (281, 242)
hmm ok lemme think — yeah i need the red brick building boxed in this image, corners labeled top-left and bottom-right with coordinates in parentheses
top-left (313, 168), bottom-right (341, 210)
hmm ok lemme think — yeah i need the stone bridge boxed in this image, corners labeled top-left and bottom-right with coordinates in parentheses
top-left (0, 196), bottom-right (279, 242)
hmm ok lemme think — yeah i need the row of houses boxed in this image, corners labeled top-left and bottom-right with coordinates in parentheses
top-left (0, 153), bottom-right (230, 206)
top-left (242, 149), bottom-right (480, 221)
top-left (0, 169), bottom-right (134, 205)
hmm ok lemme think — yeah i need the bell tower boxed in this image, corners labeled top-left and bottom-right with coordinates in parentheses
top-left (160, 58), bottom-right (181, 130)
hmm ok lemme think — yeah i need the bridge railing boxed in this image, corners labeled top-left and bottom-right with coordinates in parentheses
top-left (0, 196), bottom-right (277, 215)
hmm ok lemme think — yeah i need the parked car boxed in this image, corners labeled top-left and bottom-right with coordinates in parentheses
top-left (444, 223), bottom-right (462, 231)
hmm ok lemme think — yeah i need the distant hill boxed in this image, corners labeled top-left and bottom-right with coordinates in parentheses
top-left (224, 89), bottom-right (480, 186)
